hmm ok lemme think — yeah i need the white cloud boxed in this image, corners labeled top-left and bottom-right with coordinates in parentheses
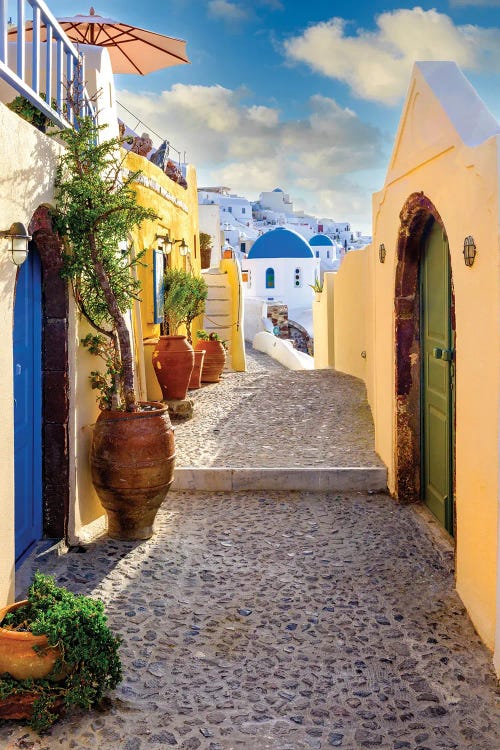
top-left (284, 8), bottom-right (500, 104)
top-left (117, 84), bottom-right (384, 228)
top-left (207, 0), bottom-right (249, 22)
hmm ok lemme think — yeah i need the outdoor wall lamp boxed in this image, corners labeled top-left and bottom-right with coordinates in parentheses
top-left (156, 233), bottom-right (172, 255)
top-left (156, 233), bottom-right (188, 256)
top-left (177, 238), bottom-right (189, 256)
top-left (379, 243), bottom-right (386, 263)
top-left (0, 222), bottom-right (31, 266)
top-left (463, 236), bottom-right (476, 267)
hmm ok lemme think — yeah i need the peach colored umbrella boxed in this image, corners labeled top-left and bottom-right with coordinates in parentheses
top-left (9, 6), bottom-right (190, 75)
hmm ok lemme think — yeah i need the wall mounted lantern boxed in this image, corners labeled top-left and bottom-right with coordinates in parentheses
top-left (379, 243), bottom-right (386, 263)
top-left (463, 236), bottom-right (476, 267)
top-left (0, 222), bottom-right (31, 266)
top-left (156, 233), bottom-right (172, 255)
top-left (178, 238), bottom-right (189, 256)
top-left (156, 232), bottom-right (189, 256)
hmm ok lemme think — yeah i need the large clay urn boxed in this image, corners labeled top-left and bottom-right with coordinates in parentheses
top-left (91, 402), bottom-right (175, 540)
top-left (0, 600), bottom-right (60, 681)
top-left (195, 337), bottom-right (226, 383)
top-left (188, 349), bottom-right (205, 390)
top-left (152, 335), bottom-right (194, 400)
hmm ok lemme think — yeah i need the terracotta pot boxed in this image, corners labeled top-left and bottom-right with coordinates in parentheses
top-left (0, 692), bottom-right (65, 722)
top-left (0, 601), bottom-right (60, 680)
top-left (188, 349), bottom-right (205, 390)
top-left (152, 335), bottom-right (195, 400)
top-left (91, 402), bottom-right (175, 540)
top-left (195, 339), bottom-right (226, 382)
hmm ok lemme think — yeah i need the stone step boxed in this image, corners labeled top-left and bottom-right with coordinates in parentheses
top-left (171, 466), bottom-right (388, 492)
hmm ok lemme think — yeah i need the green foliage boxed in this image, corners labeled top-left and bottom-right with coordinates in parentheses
top-left (163, 266), bottom-right (207, 336)
top-left (0, 572), bottom-right (122, 733)
top-left (54, 116), bottom-right (153, 331)
top-left (81, 333), bottom-right (122, 410)
top-left (6, 93), bottom-right (60, 131)
top-left (196, 329), bottom-right (228, 349)
top-left (199, 232), bottom-right (213, 252)
top-left (53, 115), bottom-right (156, 410)
top-left (309, 278), bottom-right (323, 293)
top-left (184, 274), bottom-right (208, 344)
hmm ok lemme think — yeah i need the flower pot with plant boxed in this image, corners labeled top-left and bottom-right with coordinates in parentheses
top-left (199, 231), bottom-right (213, 269)
top-left (184, 273), bottom-right (208, 390)
top-left (54, 115), bottom-right (175, 541)
top-left (195, 330), bottom-right (227, 382)
top-left (0, 572), bottom-right (121, 733)
top-left (152, 266), bottom-right (199, 400)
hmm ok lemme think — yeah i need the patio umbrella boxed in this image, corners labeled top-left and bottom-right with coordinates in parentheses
top-left (9, 7), bottom-right (190, 75)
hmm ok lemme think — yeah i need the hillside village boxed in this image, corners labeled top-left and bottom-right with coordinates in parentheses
top-left (0, 1), bottom-right (499, 747)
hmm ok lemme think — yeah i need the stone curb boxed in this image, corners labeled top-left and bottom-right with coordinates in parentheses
top-left (171, 466), bottom-right (388, 492)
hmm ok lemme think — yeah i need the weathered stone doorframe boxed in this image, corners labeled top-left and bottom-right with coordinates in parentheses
top-left (394, 192), bottom-right (456, 511)
top-left (28, 206), bottom-right (69, 540)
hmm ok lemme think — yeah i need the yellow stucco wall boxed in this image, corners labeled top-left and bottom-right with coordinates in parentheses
top-left (124, 150), bottom-right (201, 339)
top-left (332, 250), bottom-right (369, 383)
top-left (313, 64), bottom-right (500, 660)
top-left (219, 257), bottom-right (246, 371)
top-left (313, 274), bottom-right (335, 369)
top-left (372, 125), bottom-right (500, 651)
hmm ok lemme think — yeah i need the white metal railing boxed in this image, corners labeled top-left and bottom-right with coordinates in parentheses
top-left (0, 0), bottom-right (95, 128)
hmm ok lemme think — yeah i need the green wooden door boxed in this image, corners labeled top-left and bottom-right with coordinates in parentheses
top-left (420, 221), bottom-right (454, 535)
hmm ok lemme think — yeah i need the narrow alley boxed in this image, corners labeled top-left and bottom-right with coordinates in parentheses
top-left (1, 352), bottom-right (499, 750)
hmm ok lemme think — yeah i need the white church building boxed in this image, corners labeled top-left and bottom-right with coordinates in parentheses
top-left (244, 227), bottom-right (320, 307)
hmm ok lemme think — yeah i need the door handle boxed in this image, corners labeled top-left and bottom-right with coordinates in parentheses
top-left (433, 348), bottom-right (454, 361)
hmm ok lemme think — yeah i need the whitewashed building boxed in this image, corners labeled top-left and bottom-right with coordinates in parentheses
top-left (244, 227), bottom-right (320, 307)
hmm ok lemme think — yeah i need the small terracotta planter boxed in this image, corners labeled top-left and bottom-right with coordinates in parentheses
top-left (0, 600), bottom-right (60, 680)
top-left (152, 335), bottom-right (195, 400)
top-left (195, 339), bottom-right (226, 382)
top-left (188, 349), bottom-right (205, 389)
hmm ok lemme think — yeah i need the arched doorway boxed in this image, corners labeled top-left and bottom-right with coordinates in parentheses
top-left (13, 243), bottom-right (42, 563)
top-left (394, 193), bottom-right (455, 536)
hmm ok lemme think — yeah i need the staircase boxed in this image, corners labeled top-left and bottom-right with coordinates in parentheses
top-left (202, 269), bottom-right (233, 366)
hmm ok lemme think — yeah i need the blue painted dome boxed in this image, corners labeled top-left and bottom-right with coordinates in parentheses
top-left (247, 228), bottom-right (314, 260)
top-left (273, 187), bottom-right (284, 192)
top-left (310, 234), bottom-right (334, 247)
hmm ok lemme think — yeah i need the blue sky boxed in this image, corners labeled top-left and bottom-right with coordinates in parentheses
top-left (33, 1), bottom-right (500, 231)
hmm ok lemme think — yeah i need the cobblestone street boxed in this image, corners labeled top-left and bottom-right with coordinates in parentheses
top-left (1, 351), bottom-right (499, 749)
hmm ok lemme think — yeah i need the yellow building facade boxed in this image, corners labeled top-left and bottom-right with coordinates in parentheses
top-left (314, 62), bottom-right (500, 673)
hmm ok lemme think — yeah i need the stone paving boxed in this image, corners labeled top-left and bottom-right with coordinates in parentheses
top-left (174, 350), bottom-right (383, 468)
top-left (2, 490), bottom-right (499, 750)
top-left (1, 349), bottom-right (499, 749)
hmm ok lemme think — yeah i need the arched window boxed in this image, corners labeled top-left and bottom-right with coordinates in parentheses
top-left (265, 267), bottom-right (275, 288)
top-left (294, 267), bottom-right (301, 288)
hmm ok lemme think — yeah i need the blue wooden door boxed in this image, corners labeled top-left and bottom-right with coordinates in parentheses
top-left (14, 246), bottom-right (42, 564)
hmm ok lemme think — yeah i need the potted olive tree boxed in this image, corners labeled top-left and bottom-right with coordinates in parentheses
top-left (54, 116), bottom-right (175, 540)
top-left (152, 266), bottom-right (195, 400)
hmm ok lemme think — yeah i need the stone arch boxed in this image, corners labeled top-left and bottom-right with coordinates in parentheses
top-left (28, 205), bottom-right (69, 539)
top-left (394, 191), bottom-right (455, 503)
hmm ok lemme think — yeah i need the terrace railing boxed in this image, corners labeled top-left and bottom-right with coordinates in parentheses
top-left (0, 0), bottom-right (95, 129)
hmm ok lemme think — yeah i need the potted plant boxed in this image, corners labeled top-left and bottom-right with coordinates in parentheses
top-left (195, 330), bottom-right (227, 383)
top-left (7, 93), bottom-right (63, 132)
top-left (152, 268), bottom-right (208, 400)
top-left (54, 115), bottom-right (175, 540)
top-left (185, 274), bottom-right (208, 390)
top-left (199, 231), bottom-right (213, 269)
top-left (0, 571), bottom-right (121, 733)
